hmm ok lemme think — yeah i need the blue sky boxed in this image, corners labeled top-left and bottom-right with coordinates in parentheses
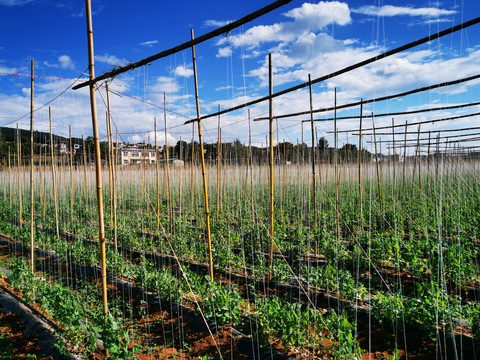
top-left (1, 0), bottom-right (479, 153)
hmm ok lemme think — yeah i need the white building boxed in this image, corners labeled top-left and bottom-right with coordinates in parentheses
top-left (120, 147), bottom-right (158, 165)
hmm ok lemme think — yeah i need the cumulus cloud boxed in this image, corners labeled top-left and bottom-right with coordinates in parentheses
top-left (204, 19), bottom-right (231, 27)
top-left (0, 0), bottom-right (33, 6)
top-left (216, 47), bottom-right (232, 58)
top-left (150, 76), bottom-right (180, 93)
top-left (353, 5), bottom-right (456, 17)
top-left (220, 1), bottom-right (351, 49)
top-left (173, 66), bottom-right (193, 78)
top-left (58, 55), bottom-right (75, 69)
top-left (139, 40), bottom-right (158, 47)
top-left (94, 54), bottom-right (128, 66)
top-left (43, 55), bottom-right (75, 70)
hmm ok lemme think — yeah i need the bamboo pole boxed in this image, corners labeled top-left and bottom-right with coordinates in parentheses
top-left (358, 100), bottom-right (363, 233)
top-left (42, 135), bottom-right (47, 218)
top-left (69, 125), bottom-right (74, 223)
top-left (308, 74), bottom-right (318, 253)
top-left (29, 59), bottom-right (34, 272)
top-left (268, 53), bottom-right (274, 281)
top-left (191, 28), bottom-right (214, 282)
top-left (372, 114), bottom-right (383, 213)
top-left (105, 84), bottom-right (113, 226)
top-left (164, 93), bottom-right (173, 236)
top-left (216, 105), bottom-right (221, 219)
top-left (113, 130), bottom-right (118, 249)
top-left (49, 108), bottom-right (59, 239)
top-left (17, 123), bottom-right (22, 228)
top-left (248, 110), bottom-right (254, 222)
top-left (190, 123), bottom-right (195, 220)
top-left (154, 117), bottom-right (160, 233)
top-left (84, 0), bottom-right (108, 317)
top-left (39, 137), bottom-right (43, 210)
top-left (8, 146), bottom-right (11, 207)
top-left (402, 121), bottom-right (407, 197)
top-left (82, 135), bottom-right (88, 212)
top-left (334, 89), bottom-right (340, 239)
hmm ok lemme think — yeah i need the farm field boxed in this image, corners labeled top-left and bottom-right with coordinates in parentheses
top-left (1, 0), bottom-right (480, 359)
top-left (0, 157), bottom-right (478, 359)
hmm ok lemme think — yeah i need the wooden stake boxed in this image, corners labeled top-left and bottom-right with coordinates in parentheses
top-left (69, 125), bottom-right (74, 223)
top-left (82, 135), bottom-right (88, 212)
top-left (358, 100), bottom-right (363, 233)
top-left (85, 0), bottom-right (108, 317)
top-left (154, 117), bottom-right (160, 234)
top-left (17, 123), bottom-right (22, 228)
top-left (49, 108), bottom-right (59, 239)
top-left (29, 59), bottom-right (34, 272)
top-left (334, 89), bottom-right (340, 239)
top-left (308, 74), bottom-right (318, 253)
top-left (191, 29), bottom-right (214, 282)
top-left (8, 146), bottom-right (11, 208)
top-left (164, 93), bottom-right (173, 236)
top-left (372, 114), bottom-right (383, 212)
top-left (268, 53), bottom-right (274, 281)
top-left (402, 121), bottom-right (407, 197)
top-left (216, 105), bottom-right (221, 219)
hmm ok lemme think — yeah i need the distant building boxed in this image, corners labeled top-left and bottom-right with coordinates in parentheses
top-left (120, 147), bottom-right (157, 165)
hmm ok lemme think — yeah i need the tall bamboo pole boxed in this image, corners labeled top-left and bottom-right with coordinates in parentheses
top-left (82, 135), bottom-right (88, 212)
top-left (39, 138), bottom-right (43, 210)
top-left (216, 105), bottom-right (221, 219)
top-left (29, 59), bottom-right (34, 272)
top-left (308, 74), bottom-right (318, 253)
top-left (8, 146), bottom-right (11, 207)
top-left (190, 123), bottom-right (195, 220)
top-left (113, 130), bottom-right (118, 249)
top-left (42, 135), bottom-right (47, 218)
top-left (334, 89), bottom-right (340, 239)
top-left (84, 0), bottom-right (108, 317)
top-left (402, 121), bottom-right (408, 197)
top-left (49, 108), bottom-right (59, 239)
top-left (69, 125), bottom-right (74, 223)
top-left (154, 117), bottom-right (160, 233)
top-left (372, 114), bottom-right (383, 212)
top-left (164, 93), bottom-right (173, 236)
top-left (17, 123), bottom-right (22, 228)
top-left (105, 84), bottom-right (113, 226)
top-left (191, 29), bottom-right (214, 282)
top-left (358, 100), bottom-right (363, 233)
top-left (248, 110), bottom-right (254, 222)
top-left (268, 53), bottom-right (274, 281)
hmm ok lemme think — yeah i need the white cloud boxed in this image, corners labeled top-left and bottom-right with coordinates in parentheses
top-left (353, 5), bottom-right (456, 17)
top-left (204, 19), bottom-right (231, 27)
top-left (216, 47), bottom-right (232, 58)
top-left (0, 0), bottom-right (33, 6)
top-left (173, 66), bottom-right (193, 78)
top-left (283, 1), bottom-right (351, 29)
top-left (94, 54), bottom-right (128, 67)
top-left (139, 40), bottom-right (158, 47)
top-left (59, 55), bottom-right (75, 69)
top-left (150, 76), bottom-right (180, 93)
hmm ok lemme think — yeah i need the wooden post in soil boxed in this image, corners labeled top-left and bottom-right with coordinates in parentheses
top-left (8, 146), bottom-right (12, 207)
top-left (49, 108), bottom-right (60, 239)
top-left (154, 117), bottom-right (160, 234)
top-left (308, 74), bottom-right (318, 254)
top-left (29, 59), bottom-right (35, 272)
top-left (268, 53), bottom-right (275, 281)
top-left (42, 135), bottom-right (47, 218)
top-left (191, 28), bottom-right (214, 282)
top-left (82, 135), bottom-right (88, 212)
top-left (105, 84), bottom-right (114, 226)
top-left (69, 125), bottom-right (74, 223)
top-left (17, 123), bottom-right (22, 228)
top-left (39, 139), bottom-right (43, 210)
top-left (427, 131), bottom-right (431, 197)
top-left (190, 123), bottom-right (195, 221)
top-left (84, 0), bottom-right (108, 317)
top-left (416, 125), bottom-right (422, 193)
top-left (113, 131), bottom-right (118, 249)
top-left (402, 121), bottom-right (407, 197)
top-left (372, 114), bottom-right (383, 213)
top-left (164, 93), bottom-right (173, 236)
top-left (216, 105), bottom-right (221, 220)
top-left (358, 100), bottom-right (363, 233)
top-left (334, 89), bottom-right (340, 239)
top-left (248, 110), bottom-right (254, 222)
